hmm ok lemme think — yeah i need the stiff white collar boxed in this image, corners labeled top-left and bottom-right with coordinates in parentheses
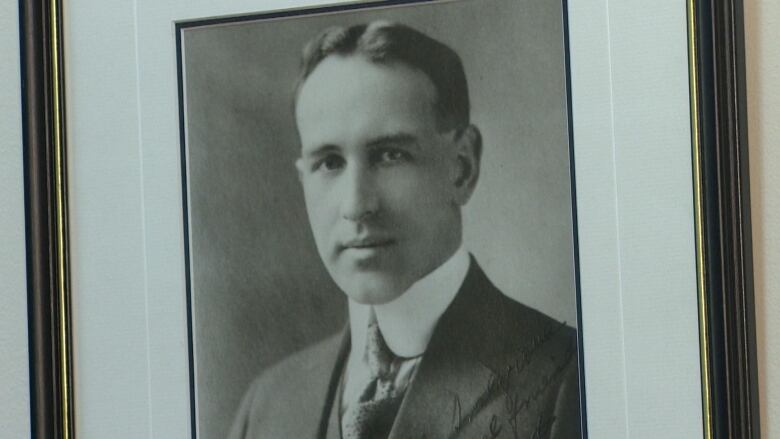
top-left (347, 246), bottom-right (470, 358)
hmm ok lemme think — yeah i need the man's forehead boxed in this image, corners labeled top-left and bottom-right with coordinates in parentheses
top-left (296, 56), bottom-right (437, 118)
top-left (295, 56), bottom-right (440, 149)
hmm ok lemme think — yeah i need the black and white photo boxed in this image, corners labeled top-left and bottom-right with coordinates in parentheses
top-left (179, 1), bottom-right (582, 437)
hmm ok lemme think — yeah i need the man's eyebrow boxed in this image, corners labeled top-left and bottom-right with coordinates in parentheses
top-left (365, 133), bottom-right (420, 149)
top-left (301, 143), bottom-right (340, 158)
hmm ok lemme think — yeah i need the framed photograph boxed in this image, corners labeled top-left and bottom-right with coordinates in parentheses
top-left (20, 0), bottom-right (759, 438)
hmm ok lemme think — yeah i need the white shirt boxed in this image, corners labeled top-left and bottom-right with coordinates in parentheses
top-left (341, 246), bottom-right (470, 411)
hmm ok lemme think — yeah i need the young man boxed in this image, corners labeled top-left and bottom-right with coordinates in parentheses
top-left (229, 21), bottom-right (581, 439)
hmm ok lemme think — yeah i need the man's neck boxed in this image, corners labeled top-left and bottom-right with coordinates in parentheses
top-left (347, 246), bottom-right (470, 358)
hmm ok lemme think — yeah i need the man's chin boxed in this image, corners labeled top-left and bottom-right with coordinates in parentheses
top-left (336, 275), bottom-right (408, 305)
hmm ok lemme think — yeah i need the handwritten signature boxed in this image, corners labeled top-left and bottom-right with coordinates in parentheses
top-left (446, 321), bottom-right (575, 438)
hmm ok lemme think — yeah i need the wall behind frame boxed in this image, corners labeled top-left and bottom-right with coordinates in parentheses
top-left (181, 0), bottom-right (574, 437)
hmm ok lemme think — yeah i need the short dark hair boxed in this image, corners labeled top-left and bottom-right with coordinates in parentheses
top-left (295, 21), bottom-right (471, 131)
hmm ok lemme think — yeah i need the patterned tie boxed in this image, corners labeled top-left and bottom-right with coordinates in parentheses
top-left (342, 320), bottom-right (404, 439)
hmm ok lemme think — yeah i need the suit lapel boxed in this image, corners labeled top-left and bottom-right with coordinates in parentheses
top-left (323, 368), bottom-right (344, 439)
top-left (388, 336), bottom-right (495, 439)
top-left (389, 258), bottom-right (563, 439)
top-left (286, 328), bottom-right (348, 439)
top-left (389, 259), bottom-right (503, 439)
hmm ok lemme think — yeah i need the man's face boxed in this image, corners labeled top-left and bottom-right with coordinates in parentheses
top-left (295, 55), bottom-right (476, 305)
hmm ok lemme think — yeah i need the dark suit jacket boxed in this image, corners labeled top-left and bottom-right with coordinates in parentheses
top-left (228, 260), bottom-right (582, 438)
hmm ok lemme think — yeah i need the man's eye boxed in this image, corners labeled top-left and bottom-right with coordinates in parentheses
top-left (378, 149), bottom-right (410, 163)
top-left (314, 155), bottom-right (345, 172)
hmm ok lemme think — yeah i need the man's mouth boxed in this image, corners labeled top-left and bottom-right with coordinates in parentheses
top-left (339, 236), bottom-right (395, 251)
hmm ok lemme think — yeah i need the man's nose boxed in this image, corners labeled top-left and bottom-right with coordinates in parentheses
top-left (339, 163), bottom-right (379, 222)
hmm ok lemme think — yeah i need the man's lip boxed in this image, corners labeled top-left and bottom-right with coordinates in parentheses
top-left (339, 237), bottom-right (395, 250)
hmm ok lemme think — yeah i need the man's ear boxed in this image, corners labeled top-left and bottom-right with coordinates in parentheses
top-left (452, 124), bottom-right (482, 206)
top-left (294, 157), bottom-right (305, 182)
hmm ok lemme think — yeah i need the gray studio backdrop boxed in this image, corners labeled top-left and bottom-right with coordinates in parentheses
top-left (181, 0), bottom-right (573, 437)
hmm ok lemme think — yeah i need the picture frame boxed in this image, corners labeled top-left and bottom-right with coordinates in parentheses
top-left (18, 0), bottom-right (759, 437)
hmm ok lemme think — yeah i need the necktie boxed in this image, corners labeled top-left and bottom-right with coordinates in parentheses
top-left (342, 320), bottom-right (404, 439)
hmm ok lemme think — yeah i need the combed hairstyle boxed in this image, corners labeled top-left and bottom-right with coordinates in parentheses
top-left (294, 21), bottom-right (471, 132)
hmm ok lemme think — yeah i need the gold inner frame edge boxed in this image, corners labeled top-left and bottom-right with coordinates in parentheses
top-left (686, 0), bottom-right (713, 438)
top-left (49, 0), bottom-right (74, 436)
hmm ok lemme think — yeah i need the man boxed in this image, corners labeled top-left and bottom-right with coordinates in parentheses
top-left (229, 21), bottom-right (581, 439)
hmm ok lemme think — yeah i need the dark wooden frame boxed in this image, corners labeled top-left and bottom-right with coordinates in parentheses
top-left (18, 0), bottom-right (759, 437)
top-left (688, 0), bottom-right (760, 437)
top-left (20, 0), bottom-right (74, 438)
